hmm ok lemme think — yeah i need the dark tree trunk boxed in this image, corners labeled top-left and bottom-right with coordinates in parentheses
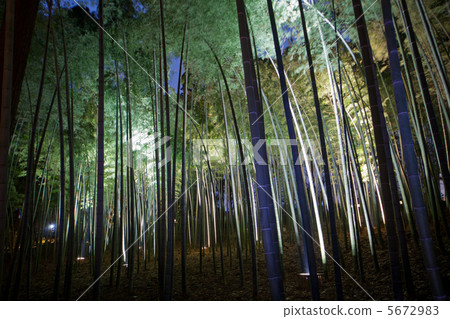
top-left (0, 5), bottom-right (41, 287)
top-left (235, 0), bottom-right (284, 301)
top-left (93, 0), bottom-right (104, 300)
top-left (160, 0), bottom-right (174, 301)
top-left (171, 23), bottom-right (186, 206)
top-left (58, 0), bottom-right (76, 300)
top-left (157, 38), bottom-right (166, 299)
top-left (180, 44), bottom-right (189, 295)
top-left (51, 28), bottom-right (65, 301)
top-left (10, 0), bottom-right (53, 300)
top-left (116, 59), bottom-right (124, 287)
top-left (168, 24), bottom-right (189, 289)
top-left (351, 0), bottom-right (403, 300)
top-left (270, 0), bottom-right (325, 300)
top-left (110, 61), bottom-right (120, 287)
top-left (381, 0), bottom-right (445, 300)
top-left (122, 28), bottom-right (136, 290)
top-left (152, 49), bottom-right (162, 293)
top-left (0, 0), bottom-right (14, 297)
top-left (0, 0), bottom-right (40, 132)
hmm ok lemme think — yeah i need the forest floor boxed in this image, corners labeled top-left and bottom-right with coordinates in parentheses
top-left (10, 220), bottom-right (450, 301)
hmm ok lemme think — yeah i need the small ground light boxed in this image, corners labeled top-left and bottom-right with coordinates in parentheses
top-left (298, 272), bottom-right (323, 289)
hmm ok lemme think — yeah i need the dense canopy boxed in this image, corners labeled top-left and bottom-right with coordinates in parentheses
top-left (0, 0), bottom-right (449, 301)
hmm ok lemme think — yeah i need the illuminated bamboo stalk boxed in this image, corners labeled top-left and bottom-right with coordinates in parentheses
top-left (382, 0), bottom-right (445, 299)
top-left (180, 41), bottom-right (189, 294)
top-left (160, 0), bottom-right (174, 300)
top-left (267, 1), bottom-right (323, 299)
top-left (235, 0), bottom-right (284, 300)
top-left (396, 0), bottom-right (450, 200)
top-left (109, 61), bottom-right (121, 287)
top-left (263, 91), bottom-right (306, 273)
top-left (352, 0), bottom-right (404, 300)
top-left (316, 15), bottom-right (356, 269)
top-left (414, 0), bottom-right (449, 105)
top-left (122, 28), bottom-right (136, 290)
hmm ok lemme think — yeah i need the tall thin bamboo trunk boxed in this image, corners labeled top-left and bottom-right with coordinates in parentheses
top-left (352, 0), bottom-right (403, 300)
top-left (296, 0), bottom-right (342, 300)
top-left (122, 28), bottom-right (136, 290)
top-left (160, 0), bottom-right (174, 301)
top-left (381, 0), bottom-right (446, 300)
top-left (235, 0), bottom-right (284, 301)
top-left (152, 50), bottom-right (161, 292)
top-left (157, 37), bottom-right (166, 299)
top-left (268, 0), bottom-right (322, 299)
top-left (59, 0), bottom-right (75, 299)
top-left (51, 27), bottom-right (65, 301)
top-left (209, 45), bottom-right (257, 296)
top-left (110, 61), bottom-right (120, 287)
top-left (93, 0), bottom-right (104, 300)
top-left (116, 58), bottom-right (124, 287)
top-left (414, 0), bottom-right (449, 104)
top-left (171, 23), bottom-right (186, 205)
top-left (397, 0), bottom-right (450, 200)
top-left (180, 42), bottom-right (189, 294)
top-left (169, 24), bottom-right (187, 292)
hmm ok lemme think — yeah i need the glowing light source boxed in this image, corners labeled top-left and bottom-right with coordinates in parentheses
top-left (48, 224), bottom-right (55, 230)
top-left (298, 272), bottom-right (323, 289)
top-left (299, 272), bottom-right (310, 277)
top-left (77, 257), bottom-right (85, 260)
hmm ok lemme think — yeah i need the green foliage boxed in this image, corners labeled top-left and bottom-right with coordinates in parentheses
top-left (11, 0), bottom-right (449, 216)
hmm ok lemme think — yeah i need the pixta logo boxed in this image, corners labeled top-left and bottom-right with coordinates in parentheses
top-left (191, 138), bottom-right (323, 166)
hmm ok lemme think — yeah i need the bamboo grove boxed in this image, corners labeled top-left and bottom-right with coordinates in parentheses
top-left (0, 0), bottom-right (449, 301)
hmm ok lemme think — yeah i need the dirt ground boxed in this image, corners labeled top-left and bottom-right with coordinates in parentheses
top-left (9, 221), bottom-right (449, 301)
